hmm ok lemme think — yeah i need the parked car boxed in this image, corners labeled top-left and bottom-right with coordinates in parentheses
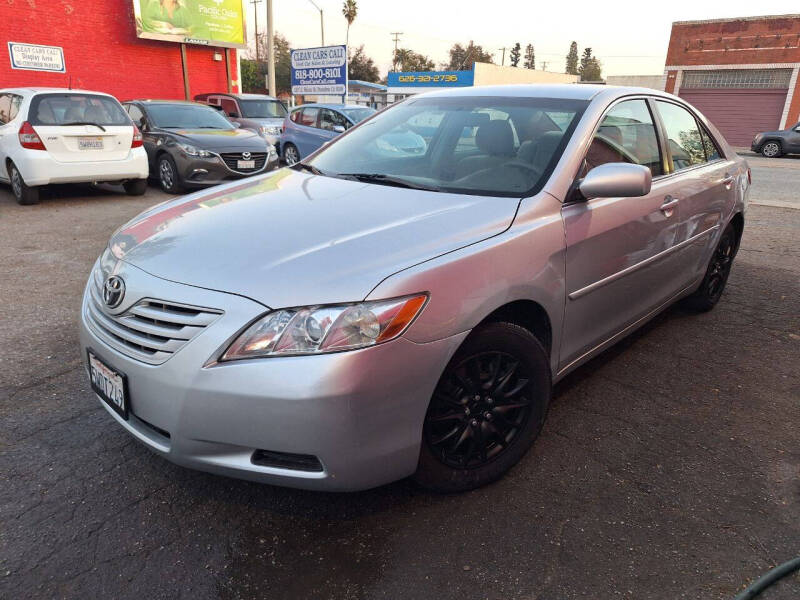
top-left (280, 103), bottom-right (375, 165)
top-left (122, 100), bottom-right (278, 193)
top-left (194, 92), bottom-right (287, 150)
top-left (0, 87), bottom-right (148, 205)
top-left (750, 121), bottom-right (800, 157)
top-left (80, 85), bottom-right (748, 492)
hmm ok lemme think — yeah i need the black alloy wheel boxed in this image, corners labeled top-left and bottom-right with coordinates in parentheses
top-left (415, 322), bottom-right (551, 492)
top-left (158, 155), bottom-right (183, 194)
top-left (760, 141), bottom-right (782, 158)
top-left (683, 223), bottom-right (737, 312)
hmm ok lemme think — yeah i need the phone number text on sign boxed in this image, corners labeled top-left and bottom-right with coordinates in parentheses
top-left (294, 67), bottom-right (344, 81)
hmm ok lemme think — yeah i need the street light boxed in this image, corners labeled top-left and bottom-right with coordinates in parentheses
top-left (307, 0), bottom-right (325, 46)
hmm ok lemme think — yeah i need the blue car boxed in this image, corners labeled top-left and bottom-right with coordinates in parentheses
top-left (280, 104), bottom-right (375, 165)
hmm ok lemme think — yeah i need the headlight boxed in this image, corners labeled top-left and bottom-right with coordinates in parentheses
top-left (177, 143), bottom-right (211, 157)
top-left (260, 125), bottom-right (282, 136)
top-left (220, 294), bottom-right (427, 361)
top-left (267, 144), bottom-right (277, 155)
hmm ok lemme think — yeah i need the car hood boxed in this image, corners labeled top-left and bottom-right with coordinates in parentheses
top-left (245, 117), bottom-right (285, 126)
top-left (110, 169), bottom-right (520, 308)
top-left (165, 128), bottom-right (265, 149)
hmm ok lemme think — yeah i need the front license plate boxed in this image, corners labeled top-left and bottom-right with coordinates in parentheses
top-left (88, 351), bottom-right (128, 420)
top-left (237, 160), bottom-right (256, 169)
top-left (78, 137), bottom-right (104, 150)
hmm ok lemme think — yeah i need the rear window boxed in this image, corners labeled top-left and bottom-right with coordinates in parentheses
top-left (28, 93), bottom-right (130, 126)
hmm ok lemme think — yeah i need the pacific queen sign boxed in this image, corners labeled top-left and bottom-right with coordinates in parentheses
top-left (290, 45), bottom-right (347, 96)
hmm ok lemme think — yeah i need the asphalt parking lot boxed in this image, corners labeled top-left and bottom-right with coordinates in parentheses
top-left (1, 159), bottom-right (798, 599)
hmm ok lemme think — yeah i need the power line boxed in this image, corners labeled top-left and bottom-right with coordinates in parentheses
top-left (390, 32), bottom-right (403, 71)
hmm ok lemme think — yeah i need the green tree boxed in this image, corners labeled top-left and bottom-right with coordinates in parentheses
top-left (444, 41), bottom-right (494, 70)
top-left (245, 32), bottom-right (293, 94)
top-left (523, 43), bottom-right (535, 69)
top-left (342, 0), bottom-right (357, 54)
top-left (348, 45), bottom-right (379, 82)
top-left (565, 41), bottom-right (578, 75)
top-left (394, 48), bottom-right (436, 72)
top-left (579, 47), bottom-right (602, 81)
top-left (509, 42), bottom-right (521, 67)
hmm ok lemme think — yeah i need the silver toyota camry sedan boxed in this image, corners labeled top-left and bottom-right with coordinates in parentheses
top-left (80, 84), bottom-right (749, 492)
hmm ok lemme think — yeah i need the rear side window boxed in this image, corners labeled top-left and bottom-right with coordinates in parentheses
top-left (126, 104), bottom-right (145, 126)
top-left (28, 93), bottom-right (130, 126)
top-left (289, 109), bottom-right (301, 123)
top-left (585, 99), bottom-right (663, 176)
top-left (699, 126), bottom-right (721, 162)
top-left (220, 98), bottom-right (239, 117)
top-left (298, 107), bottom-right (319, 127)
top-left (0, 94), bottom-right (10, 124)
top-left (655, 100), bottom-right (707, 171)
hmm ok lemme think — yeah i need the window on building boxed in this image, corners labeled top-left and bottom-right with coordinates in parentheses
top-left (656, 100), bottom-right (707, 171)
top-left (681, 69), bottom-right (793, 89)
top-left (584, 99), bottom-right (663, 176)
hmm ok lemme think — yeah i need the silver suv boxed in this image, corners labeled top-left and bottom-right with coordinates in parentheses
top-left (194, 92), bottom-right (288, 149)
top-left (80, 85), bottom-right (748, 492)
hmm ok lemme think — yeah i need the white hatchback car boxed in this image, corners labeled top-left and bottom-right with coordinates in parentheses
top-left (0, 88), bottom-right (149, 205)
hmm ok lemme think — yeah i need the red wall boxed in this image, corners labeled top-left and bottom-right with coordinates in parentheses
top-left (1, 0), bottom-right (238, 101)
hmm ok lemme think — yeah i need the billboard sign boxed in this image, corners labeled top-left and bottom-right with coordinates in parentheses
top-left (132, 0), bottom-right (246, 49)
top-left (387, 70), bottom-right (474, 88)
top-left (291, 45), bottom-right (347, 95)
top-left (8, 42), bottom-right (66, 73)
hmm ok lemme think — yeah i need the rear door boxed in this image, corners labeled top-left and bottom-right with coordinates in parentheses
top-left (293, 107), bottom-right (325, 156)
top-left (652, 99), bottom-right (737, 285)
top-left (560, 98), bottom-right (690, 368)
top-left (0, 93), bottom-right (22, 179)
top-left (29, 93), bottom-right (133, 162)
top-left (784, 122), bottom-right (800, 152)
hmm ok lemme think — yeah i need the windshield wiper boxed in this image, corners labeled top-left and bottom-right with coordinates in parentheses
top-left (334, 173), bottom-right (441, 191)
top-left (291, 162), bottom-right (325, 175)
top-left (61, 121), bottom-right (107, 132)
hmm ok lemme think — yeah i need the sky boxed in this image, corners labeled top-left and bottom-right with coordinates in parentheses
top-left (245, 1), bottom-right (800, 77)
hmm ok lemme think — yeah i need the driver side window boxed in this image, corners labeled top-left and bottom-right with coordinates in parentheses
top-left (584, 99), bottom-right (663, 177)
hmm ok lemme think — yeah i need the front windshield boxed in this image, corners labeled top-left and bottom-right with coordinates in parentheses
top-left (240, 99), bottom-right (288, 119)
top-left (342, 107), bottom-right (375, 124)
top-left (146, 104), bottom-right (235, 129)
top-left (306, 96), bottom-right (587, 196)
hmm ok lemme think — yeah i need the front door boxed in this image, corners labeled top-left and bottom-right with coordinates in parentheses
top-left (560, 98), bottom-right (689, 370)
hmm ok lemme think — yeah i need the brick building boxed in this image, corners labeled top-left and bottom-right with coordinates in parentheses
top-left (1, 0), bottom-right (240, 101)
top-left (663, 14), bottom-right (800, 146)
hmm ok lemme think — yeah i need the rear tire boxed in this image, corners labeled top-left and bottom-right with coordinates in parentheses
top-left (283, 143), bottom-right (300, 166)
top-left (761, 141), bottom-right (782, 158)
top-left (8, 162), bottom-right (40, 205)
top-left (682, 223), bottom-right (737, 312)
top-left (157, 154), bottom-right (183, 194)
top-left (414, 322), bottom-right (551, 493)
top-left (123, 178), bottom-right (148, 196)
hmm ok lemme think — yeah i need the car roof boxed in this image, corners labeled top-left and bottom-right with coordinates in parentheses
top-left (0, 87), bottom-right (115, 96)
top-left (196, 92), bottom-right (280, 101)
top-left (414, 83), bottom-right (676, 103)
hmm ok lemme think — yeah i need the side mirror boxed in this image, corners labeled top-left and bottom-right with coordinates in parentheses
top-left (228, 112), bottom-right (240, 118)
top-left (332, 125), bottom-right (346, 134)
top-left (233, 122), bottom-right (241, 128)
top-left (578, 163), bottom-right (652, 200)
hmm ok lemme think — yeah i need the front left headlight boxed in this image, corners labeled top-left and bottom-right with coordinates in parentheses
top-left (220, 294), bottom-right (428, 361)
top-left (177, 143), bottom-right (212, 157)
top-left (260, 125), bottom-right (282, 136)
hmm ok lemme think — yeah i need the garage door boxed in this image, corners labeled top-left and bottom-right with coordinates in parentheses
top-left (678, 69), bottom-right (792, 146)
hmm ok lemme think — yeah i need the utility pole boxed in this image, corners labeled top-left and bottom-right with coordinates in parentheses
top-left (266, 0), bottom-right (275, 96)
top-left (540, 60), bottom-right (548, 71)
top-left (308, 0), bottom-right (324, 46)
top-left (390, 32), bottom-right (402, 71)
top-left (499, 47), bottom-right (507, 66)
top-left (250, 0), bottom-right (263, 62)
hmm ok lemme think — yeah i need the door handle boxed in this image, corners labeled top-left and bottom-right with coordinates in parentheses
top-left (660, 196), bottom-right (679, 216)
top-left (721, 174), bottom-right (735, 186)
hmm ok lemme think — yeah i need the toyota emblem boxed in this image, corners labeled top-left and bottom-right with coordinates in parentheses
top-left (242, 151), bottom-right (251, 160)
top-left (103, 276), bottom-right (126, 308)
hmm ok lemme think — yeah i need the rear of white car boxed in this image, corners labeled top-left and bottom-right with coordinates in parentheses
top-left (0, 88), bottom-right (149, 204)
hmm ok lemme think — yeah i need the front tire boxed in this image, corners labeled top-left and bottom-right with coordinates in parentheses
top-left (123, 178), bottom-right (148, 196)
top-left (157, 154), bottom-right (183, 194)
top-left (414, 322), bottom-right (551, 493)
top-left (283, 143), bottom-right (300, 166)
top-left (682, 223), bottom-right (737, 312)
top-left (761, 141), bottom-right (782, 158)
top-left (8, 162), bottom-right (40, 205)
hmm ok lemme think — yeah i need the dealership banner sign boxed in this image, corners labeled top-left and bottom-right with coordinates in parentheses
top-left (291, 46), bottom-right (347, 95)
top-left (8, 42), bottom-right (65, 73)
top-left (132, 0), bottom-right (246, 49)
top-left (387, 70), bottom-right (474, 88)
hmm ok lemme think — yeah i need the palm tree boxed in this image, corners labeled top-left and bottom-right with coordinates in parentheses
top-left (342, 0), bottom-right (357, 55)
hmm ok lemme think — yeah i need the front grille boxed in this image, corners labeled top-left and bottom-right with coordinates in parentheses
top-left (220, 152), bottom-right (268, 173)
top-left (85, 268), bottom-right (222, 365)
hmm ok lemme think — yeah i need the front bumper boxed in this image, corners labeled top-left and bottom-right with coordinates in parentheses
top-left (19, 148), bottom-right (149, 186)
top-left (79, 259), bottom-right (465, 491)
top-left (175, 151), bottom-right (279, 188)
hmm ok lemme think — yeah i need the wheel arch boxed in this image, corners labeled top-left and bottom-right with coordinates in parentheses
top-left (729, 211), bottom-right (745, 255)
top-left (477, 299), bottom-right (553, 359)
